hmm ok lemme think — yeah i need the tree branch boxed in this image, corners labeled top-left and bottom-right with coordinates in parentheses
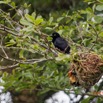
top-left (0, 63), bottom-right (19, 70)
top-left (0, 46), bottom-right (38, 54)
top-left (0, 27), bottom-right (18, 36)
top-left (0, 53), bottom-right (53, 64)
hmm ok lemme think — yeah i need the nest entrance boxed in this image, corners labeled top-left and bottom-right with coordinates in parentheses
top-left (68, 52), bottom-right (103, 88)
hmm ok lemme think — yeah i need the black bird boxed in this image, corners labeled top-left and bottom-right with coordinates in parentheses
top-left (51, 32), bottom-right (70, 54)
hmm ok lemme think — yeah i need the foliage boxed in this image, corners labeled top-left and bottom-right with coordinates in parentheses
top-left (0, 0), bottom-right (103, 102)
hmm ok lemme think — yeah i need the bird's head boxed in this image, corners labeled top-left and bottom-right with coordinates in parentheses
top-left (51, 32), bottom-right (60, 39)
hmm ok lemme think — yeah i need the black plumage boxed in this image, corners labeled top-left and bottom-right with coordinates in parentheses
top-left (51, 32), bottom-right (70, 54)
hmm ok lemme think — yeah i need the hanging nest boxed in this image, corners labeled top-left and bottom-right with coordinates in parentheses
top-left (68, 52), bottom-right (103, 89)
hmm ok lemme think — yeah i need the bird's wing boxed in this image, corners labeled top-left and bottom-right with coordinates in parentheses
top-left (54, 37), bottom-right (68, 50)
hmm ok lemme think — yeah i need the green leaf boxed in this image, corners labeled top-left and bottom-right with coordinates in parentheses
top-left (20, 18), bottom-right (32, 26)
top-left (2, 72), bottom-right (8, 78)
top-left (94, 16), bottom-right (103, 23)
top-left (32, 12), bottom-right (36, 19)
top-left (0, 1), bottom-right (7, 4)
top-left (86, 7), bottom-right (93, 14)
top-left (21, 25), bottom-right (34, 32)
top-left (45, 27), bottom-right (53, 30)
top-left (23, 72), bottom-right (33, 79)
top-left (38, 88), bottom-right (51, 95)
top-left (99, 32), bottom-right (103, 37)
top-left (49, 17), bottom-right (53, 24)
top-left (19, 50), bottom-right (24, 59)
top-left (10, 39), bottom-right (16, 44)
top-left (58, 30), bottom-right (63, 34)
top-left (57, 17), bottom-right (64, 22)
top-left (33, 44), bottom-right (39, 50)
top-left (25, 14), bottom-right (35, 23)
top-left (97, 0), bottom-right (103, 3)
top-left (24, 3), bottom-right (29, 8)
top-left (47, 36), bottom-right (52, 41)
top-left (6, 0), bottom-right (11, 3)
top-left (83, 38), bottom-right (92, 46)
top-left (10, 2), bottom-right (16, 8)
top-left (0, 0), bottom-right (11, 4)
top-left (81, 97), bottom-right (91, 103)
top-left (96, 4), bottom-right (103, 11)
top-left (12, 69), bottom-right (16, 75)
top-left (6, 39), bottom-right (16, 46)
top-left (97, 97), bottom-right (103, 102)
top-left (35, 17), bottom-right (43, 25)
top-left (55, 53), bottom-right (70, 61)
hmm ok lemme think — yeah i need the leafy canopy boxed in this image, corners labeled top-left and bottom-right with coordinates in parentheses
top-left (0, 0), bottom-right (103, 102)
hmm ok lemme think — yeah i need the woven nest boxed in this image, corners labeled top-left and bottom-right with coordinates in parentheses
top-left (68, 52), bottom-right (103, 89)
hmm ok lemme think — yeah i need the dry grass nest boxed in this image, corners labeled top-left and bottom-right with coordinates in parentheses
top-left (68, 52), bottom-right (103, 89)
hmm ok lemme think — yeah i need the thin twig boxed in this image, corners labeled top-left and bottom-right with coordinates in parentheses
top-left (0, 27), bottom-right (18, 36)
top-left (5, 17), bottom-right (17, 31)
top-left (75, 89), bottom-right (89, 103)
top-left (67, 90), bottom-right (103, 98)
top-left (0, 46), bottom-right (38, 54)
top-left (0, 53), bottom-right (53, 64)
top-left (30, 37), bottom-right (58, 56)
top-left (0, 35), bottom-right (8, 58)
top-left (0, 63), bottom-right (19, 70)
